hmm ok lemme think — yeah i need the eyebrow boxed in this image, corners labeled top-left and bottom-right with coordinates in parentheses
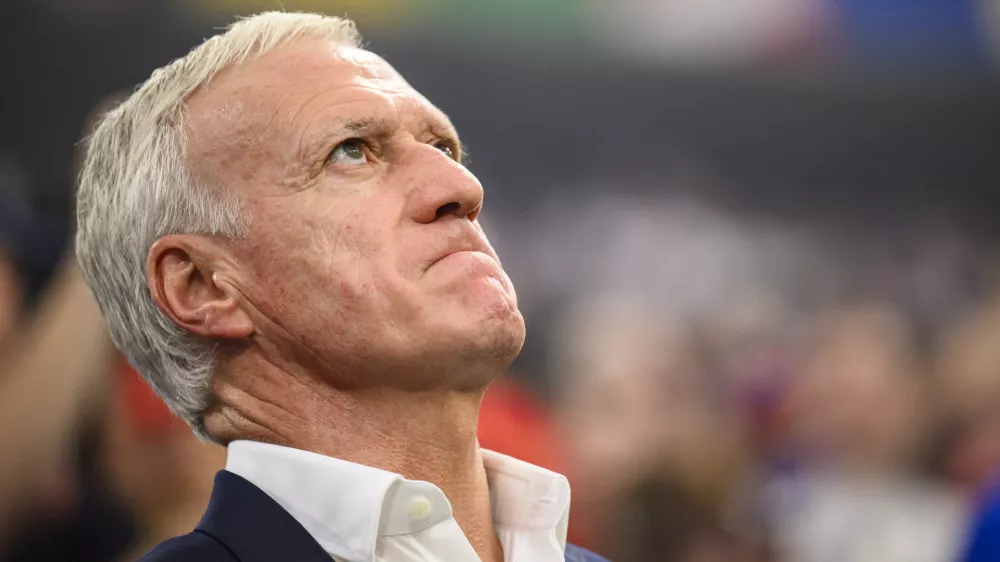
top-left (296, 112), bottom-right (462, 164)
top-left (343, 117), bottom-right (385, 134)
top-left (295, 116), bottom-right (390, 162)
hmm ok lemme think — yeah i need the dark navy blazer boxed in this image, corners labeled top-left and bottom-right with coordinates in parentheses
top-left (140, 470), bottom-right (609, 562)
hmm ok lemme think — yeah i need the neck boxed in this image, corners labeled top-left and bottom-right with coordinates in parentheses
top-left (205, 353), bottom-right (504, 562)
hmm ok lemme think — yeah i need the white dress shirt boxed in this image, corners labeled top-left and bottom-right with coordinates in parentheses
top-left (226, 440), bottom-right (571, 562)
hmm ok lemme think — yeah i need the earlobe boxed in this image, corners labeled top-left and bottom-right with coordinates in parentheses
top-left (147, 236), bottom-right (254, 340)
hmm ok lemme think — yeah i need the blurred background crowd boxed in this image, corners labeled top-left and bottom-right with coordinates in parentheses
top-left (2, 0), bottom-right (1000, 561)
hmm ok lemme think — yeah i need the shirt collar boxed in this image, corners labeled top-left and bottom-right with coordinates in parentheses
top-left (225, 441), bottom-right (571, 561)
top-left (226, 441), bottom-right (451, 561)
top-left (482, 449), bottom-right (571, 546)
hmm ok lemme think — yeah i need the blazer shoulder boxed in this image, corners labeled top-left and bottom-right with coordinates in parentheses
top-left (565, 543), bottom-right (612, 562)
top-left (139, 530), bottom-right (237, 562)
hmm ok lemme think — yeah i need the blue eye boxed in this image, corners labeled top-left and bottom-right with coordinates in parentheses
top-left (328, 139), bottom-right (367, 166)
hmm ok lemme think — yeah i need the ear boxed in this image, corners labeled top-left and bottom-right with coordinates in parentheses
top-left (147, 235), bottom-right (254, 340)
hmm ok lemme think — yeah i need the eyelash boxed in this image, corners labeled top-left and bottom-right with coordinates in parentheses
top-left (432, 139), bottom-right (461, 161)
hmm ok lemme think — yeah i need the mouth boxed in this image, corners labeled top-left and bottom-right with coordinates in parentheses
top-left (428, 250), bottom-right (507, 290)
top-left (432, 249), bottom-right (494, 268)
top-left (426, 227), bottom-right (496, 272)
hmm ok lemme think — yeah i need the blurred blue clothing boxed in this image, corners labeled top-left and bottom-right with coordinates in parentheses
top-left (0, 186), bottom-right (68, 302)
top-left (0, 190), bottom-right (66, 268)
top-left (838, 0), bottom-right (990, 65)
top-left (962, 474), bottom-right (1000, 562)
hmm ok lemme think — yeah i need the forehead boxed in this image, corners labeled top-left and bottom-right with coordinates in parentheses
top-left (184, 39), bottom-right (448, 184)
top-left (190, 38), bottom-right (420, 116)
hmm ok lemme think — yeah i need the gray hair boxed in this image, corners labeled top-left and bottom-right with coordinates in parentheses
top-left (76, 12), bottom-right (362, 439)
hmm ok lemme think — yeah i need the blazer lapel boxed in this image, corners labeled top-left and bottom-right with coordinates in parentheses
top-left (196, 470), bottom-right (332, 562)
top-left (564, 543), bottom-right (610, 562)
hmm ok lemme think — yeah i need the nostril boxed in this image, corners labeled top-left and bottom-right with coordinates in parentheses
top-left (434, 202), bottom-right (461, 220)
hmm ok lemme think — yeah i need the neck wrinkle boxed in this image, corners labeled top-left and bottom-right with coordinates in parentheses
top-left (204, 349), bottom-right (504, 562)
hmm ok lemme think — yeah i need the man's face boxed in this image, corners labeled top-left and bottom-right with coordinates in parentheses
top-left (185, 40), bottom-right (524, 389)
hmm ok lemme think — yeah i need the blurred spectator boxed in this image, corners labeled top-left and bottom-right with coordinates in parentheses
top-left (0, 155), bottom-right (66, 303)
top-left (614, 471), bottom-right (769, 562)
top-left (0, 250), bottom-right (19, 346)
top-left (552, 294), bottom-right (747, 561)
top-left (586, 0), bottom-right (832, 65)
top-left (789, 305), bottom-right (930, 473)
top-left (934, 294), bottom-right (1000, 561)
top-left (934, 293), bottom-right (1000, 492)
top-left (0, 156), bottom-right (108, 548)
top-left (0, 95), bottom-right (224, 561)
top-left (765, 304), bottom-right (966, 562)
top-left (0, 255), bottom-right (114, 547)
top-left (99, 360), bottom-right (225, 561)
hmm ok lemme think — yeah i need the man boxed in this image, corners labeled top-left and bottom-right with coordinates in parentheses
top-left (75, 11), bottom-right (608, 562)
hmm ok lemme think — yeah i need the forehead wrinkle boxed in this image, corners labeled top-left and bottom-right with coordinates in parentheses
top-left (188, 43), bottom-right (345, 172)
top-left (179, 45), bottom-right (304, 196)
top-left (292, 91), bottom-right (400, 165)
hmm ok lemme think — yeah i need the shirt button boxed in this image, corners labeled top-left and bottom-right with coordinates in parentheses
top-left (409, 495), bottom-right (433, 521)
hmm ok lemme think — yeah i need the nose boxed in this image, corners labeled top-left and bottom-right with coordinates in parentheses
top-left (404, 144), bottom-right (484, 224)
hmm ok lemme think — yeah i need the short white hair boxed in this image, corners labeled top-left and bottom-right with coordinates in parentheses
top-left (76, 12), bottom-right (362, 440)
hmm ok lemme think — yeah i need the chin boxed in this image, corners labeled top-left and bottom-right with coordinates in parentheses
top-left (428, 300), bottom-right (526, 390)
top-left (473, 308), bottom-right (526, 364)
top-left (401, 271), bottom-right (524, 386)
top-left (470, 280), bottom-right (525, 355)
top-left (463, 301), bottom-right (524, 355)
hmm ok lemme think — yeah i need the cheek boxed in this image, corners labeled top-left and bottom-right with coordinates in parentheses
top-left (244, 202), bottom-right (405, 320)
